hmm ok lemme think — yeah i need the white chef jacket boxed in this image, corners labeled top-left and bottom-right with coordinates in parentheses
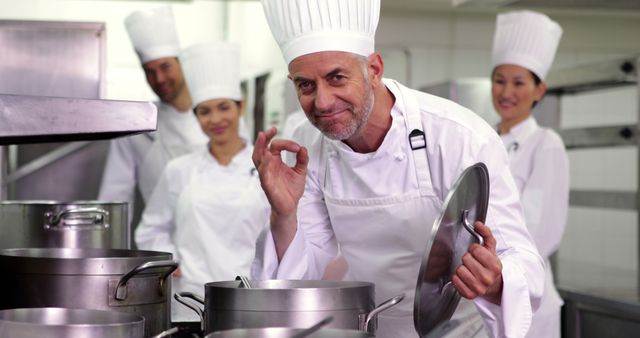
top-left (98, 101), bottom-right (208, 206)
top-left (500, 116), bottom-right (568, 338)
top-left (136, 144), bottom-right (270, 320)
top-left (252, 79), bottom-right (545, 338)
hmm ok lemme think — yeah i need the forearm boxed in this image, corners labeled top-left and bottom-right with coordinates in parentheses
top-left (270, 210), bottom-right (298, 261)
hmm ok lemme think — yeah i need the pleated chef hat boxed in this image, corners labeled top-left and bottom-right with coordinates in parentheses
top-left (261, 0), bottom-right (380, 64)
top-left (180, 42), bottom-right (242, 106)
top-left (124, 6), bottom-right (180, 63)
top-left (492, 10), bottom-right (563, 80)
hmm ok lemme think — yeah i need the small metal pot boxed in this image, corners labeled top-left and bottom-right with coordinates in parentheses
top-left (0, 200), bottom-right (129, 249)
top-left (0, 307), bottom-right (145, 338)
top-left (0, 248), bottom-right (177, 337)
top-left (175, 279), bottom-right (404, 336)
top-left (204, 327), bottom-right (371, 338)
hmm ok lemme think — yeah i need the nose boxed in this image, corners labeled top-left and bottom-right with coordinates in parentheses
top-left (314, 83), bottom-right (334, 113)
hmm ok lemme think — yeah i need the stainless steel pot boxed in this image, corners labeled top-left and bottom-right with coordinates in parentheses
top-left (204, 327), bottom-right (370, 338)
top-left (0, 307), bottom-right (145, 338)
top-left (0, 248), bottom-right (177, 337)
top-left (0, 201), bottom-right (129, 249)
top-left (175, 279), bottom-right (404, 336)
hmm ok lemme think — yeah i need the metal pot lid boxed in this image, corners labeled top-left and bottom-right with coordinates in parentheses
top-left (413, 162), bottom-right (489, 337)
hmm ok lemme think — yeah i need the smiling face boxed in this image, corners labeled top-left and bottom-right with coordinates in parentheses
top-left (288, 51), bottom-right (375, 141)
top-left (142, 57), bottom-right (187, 104)
top-left (491, 64), bottom-right (546, 129)
top-left (194, 98), bottom-right (243, 145)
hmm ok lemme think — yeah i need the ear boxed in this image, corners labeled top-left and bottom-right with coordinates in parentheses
top-left (367, 52), bottom-right (385, 88)
top-left (534, 82), bottom-right (547, 101)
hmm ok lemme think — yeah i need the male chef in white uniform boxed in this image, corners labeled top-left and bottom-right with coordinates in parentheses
top-left (251, 1), bottom-right (545, 337)
top-left (99, 6), bottom-right (207, 215)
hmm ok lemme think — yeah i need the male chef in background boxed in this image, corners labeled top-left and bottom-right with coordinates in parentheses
top-left (251, 0), bottom-right (545, 337)
top-left (99, 6), bottom-right (207, 221)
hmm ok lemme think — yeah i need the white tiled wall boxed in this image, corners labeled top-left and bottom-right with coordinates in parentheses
top-left (557, 85), bottom-right (639, 297)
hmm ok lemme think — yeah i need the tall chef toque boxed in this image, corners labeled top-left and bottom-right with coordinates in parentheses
top-left (124, 6), bottom-right (181, 64)
top-left (492, 10), bottom-right (563, 81)
top-left (261, 0), bottom-right (381, 64)
top-left (179, 42), bottom-right (242, 107)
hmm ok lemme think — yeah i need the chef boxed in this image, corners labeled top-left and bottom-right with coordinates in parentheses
top-left (99, 6), bottom-right (207, 219)
top-left (251, 1), bottom-right (544, 337)
top-left (491, 10), bottom-right (569, 338)
top-left (135, 42), bottom-right (270, 321)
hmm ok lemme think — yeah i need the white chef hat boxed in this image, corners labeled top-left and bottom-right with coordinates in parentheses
top-left (492, 10), bottom-right (563, 80)
top-left (124, 6), bottom-right (181, 64)
top-left (179, 42), bottom-right (242, 107)
top-left (261, 0), bottom-right (380, 64)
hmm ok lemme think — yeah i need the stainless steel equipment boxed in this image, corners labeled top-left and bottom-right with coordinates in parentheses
top-left (414, 163), bottom-right (489, 337)
top-left (204, 327), bottom-right (370, 338)
top-left (175, 280), bottom-right (404, 335)
top-left (0, 307), bottom-right (145, 338)
top-left (0, 248), bottom-right (177, 337)
top-left (0, 201), bottom-right (129, 249)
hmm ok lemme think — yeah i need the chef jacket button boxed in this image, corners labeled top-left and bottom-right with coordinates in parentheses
top-left (328, 150), bottom-right (337, 157)
top-left (395, 153), bottom-right (406, 161)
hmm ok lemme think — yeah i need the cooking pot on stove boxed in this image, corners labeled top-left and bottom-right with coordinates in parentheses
top-left (175, 279), bottom-right (404, 336)
top-left (0, 307), bottom-right (145, 338)
top-left (0, 201), bottom-right (129, 249)
top-left (0, 248), bottom-right (177, 337)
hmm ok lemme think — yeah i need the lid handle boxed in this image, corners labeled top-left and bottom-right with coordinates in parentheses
top-left (461, 209), bottom-right (484, 246)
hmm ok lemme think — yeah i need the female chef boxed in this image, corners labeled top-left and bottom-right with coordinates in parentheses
top-left (491, 10), bottom-right (569, 338)
top-left (135, 42), bottom-right (270, 320)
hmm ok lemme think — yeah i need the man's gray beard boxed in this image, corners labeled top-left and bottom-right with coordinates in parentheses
top-left (317, 86), bottom-right (375, 141)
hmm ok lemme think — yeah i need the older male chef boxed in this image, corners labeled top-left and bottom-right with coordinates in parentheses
top-left (99, 6), bottom-right (207, 214)
top-left (251, 1), bottom-right (545, 338)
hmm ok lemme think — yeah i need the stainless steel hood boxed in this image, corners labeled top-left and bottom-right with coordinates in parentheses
top-left (0, 94), bottom-right (157, 145)
top-left (454, 0), bottom-right (640, 11)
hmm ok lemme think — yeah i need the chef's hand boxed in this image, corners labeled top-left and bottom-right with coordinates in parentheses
top-left (173, 266), bottom-right (182, 278)
top-left (253, 127), bottom-right (309, 260)
top-left (252, 127), bottom-right (309, 215)
top-left (453, 221), bottom-right (503, 305)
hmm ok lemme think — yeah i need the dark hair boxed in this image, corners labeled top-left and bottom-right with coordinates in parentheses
top-left (193, 100), bottom-right (242, 114)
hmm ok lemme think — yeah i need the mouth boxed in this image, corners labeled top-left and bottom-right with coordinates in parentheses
top-left (315, 108), bottom-right (349, 121)
top-left (498, 100), bottom-right (516, 109)
top-left (210, 126), bottom-right (227, 135)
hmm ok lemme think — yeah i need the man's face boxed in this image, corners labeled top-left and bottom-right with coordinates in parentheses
top-left (288, 51), bottom-right (374, 141)
top-left (142, 57), bottom-right (187, 103)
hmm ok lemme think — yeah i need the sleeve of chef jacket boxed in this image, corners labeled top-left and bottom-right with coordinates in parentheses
top-left (471, 135), bottom-right (546, 338)
top-left (521, 131), bottom-right (569, 258)
top-left (98, 138), bottom-right (137, 219)
top-left (134, 164), bottom-right (180, 261)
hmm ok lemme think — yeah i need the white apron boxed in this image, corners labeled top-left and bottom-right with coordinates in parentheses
top-left (171, 149), bottom-right (269, 321)
top-left (320, 81), bottom-right (483, 338)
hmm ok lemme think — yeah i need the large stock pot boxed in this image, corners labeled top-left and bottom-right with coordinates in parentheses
top-left (0, 201), bottom-right (129, 249)
top-left (0, 307), bottom-right (145, 338)
top-left (0, 248), bottom-right (177, 337)
top-left (175, 279), bottom-right (404, 336)
top-left (204, 327), bottom-right (370, 338)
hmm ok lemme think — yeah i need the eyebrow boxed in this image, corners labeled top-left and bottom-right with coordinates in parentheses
top-left (291, 67), bottom-right (345, 83)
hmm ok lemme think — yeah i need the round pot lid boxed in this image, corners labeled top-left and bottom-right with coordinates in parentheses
top-left (413, 162), bottom-right (489, 337)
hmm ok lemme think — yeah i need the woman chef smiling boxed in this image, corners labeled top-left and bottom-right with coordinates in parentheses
top-left (135, 42), bottom-right (270, 321)
top-left (491, 10), bottom-right (569, 338)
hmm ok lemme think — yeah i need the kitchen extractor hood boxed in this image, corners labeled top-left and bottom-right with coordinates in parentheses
top-left (544, 56), bottom-right (638, 94)
top-left (453, 0), bottom-right (640, 11)
top-left (0, 93), bottom-right (157, 145)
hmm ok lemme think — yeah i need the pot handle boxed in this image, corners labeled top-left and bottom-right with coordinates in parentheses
top-left (150, 327), bottom-right (179, 338)
top-left (174, 292), bottom-right (205, 331)
top-left (44, 207), bottom-right (109, 229)
top-left (362, 293), bottom-right (405, 333)
top-left (461, 209), bottom-right (484, 246)
top-left (114, 260), bottom-right (178, 301)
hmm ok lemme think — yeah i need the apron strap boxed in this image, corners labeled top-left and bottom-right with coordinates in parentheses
top-left (391, 80), bottom-right (434, 197)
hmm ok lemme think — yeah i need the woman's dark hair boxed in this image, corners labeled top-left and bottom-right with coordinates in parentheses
top-left (192, 100), bottom-right (242, 114)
